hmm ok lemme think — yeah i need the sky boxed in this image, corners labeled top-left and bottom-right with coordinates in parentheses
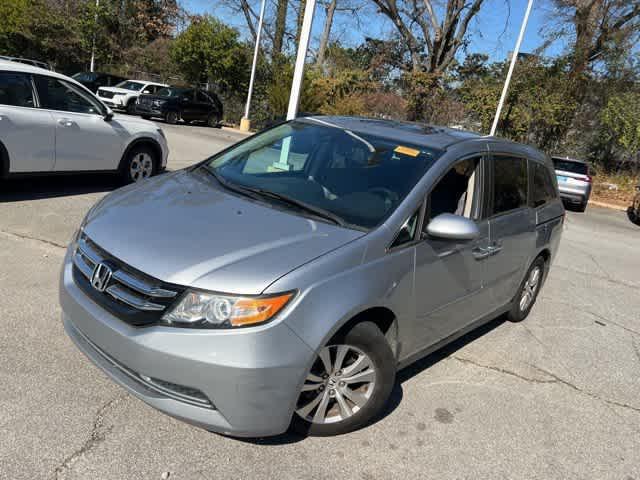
top-left (183, 0), bottom-right (568, 63)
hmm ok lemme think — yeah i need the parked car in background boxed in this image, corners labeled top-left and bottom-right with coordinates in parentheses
top-left (629, 185), bottom-right (640, 225)
top-left (0, 59), bottom-right (168, 183)
top-left (72, 72), bottom-right (126, 93)
top-left (0, 55), bottom-right (52, 70)
top-left (61, 116), bottom-right (564, 438)
top-left (97, 79), bottom-right (167, 114)
top-left (136, 86), bottom-right (223, 127)
top-left (552, 156), bottom-right (592, 211)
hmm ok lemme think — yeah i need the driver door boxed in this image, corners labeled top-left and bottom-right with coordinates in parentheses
top-left (33, 75), bottom-right (124, 172)
top-left (412, 155), bottom-right (494, 350)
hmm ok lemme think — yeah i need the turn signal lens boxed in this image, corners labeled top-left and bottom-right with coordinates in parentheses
top-left (230, 295), bottom-right (293, 326)
top-left (162, 290), bottom-right (294, 328)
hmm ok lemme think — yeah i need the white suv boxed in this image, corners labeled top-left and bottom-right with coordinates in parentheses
top-left (0, 60), bottom-right (168, 183)
top-left (97, 80), bottom-right (167, 114)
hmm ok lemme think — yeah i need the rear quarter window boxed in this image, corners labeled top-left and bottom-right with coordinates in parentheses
top-left (530, 161), bottom-right (557, 207)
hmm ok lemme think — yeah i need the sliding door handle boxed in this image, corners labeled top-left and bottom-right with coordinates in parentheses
top-left (472, 247), bottom-right (491, 260)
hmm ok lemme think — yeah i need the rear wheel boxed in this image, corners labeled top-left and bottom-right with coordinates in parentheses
top-left (292, 321), bottom-right (396, 436)
top-left (207, 112), bottom-right (221, 128)
top-left (121, 145), bottom-right (157, 184)
top-left (165, 111), bottom-right (179, 125)
top-left (507, 256), bottom-right (545, 322)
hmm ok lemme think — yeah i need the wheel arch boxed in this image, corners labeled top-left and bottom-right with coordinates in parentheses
top-left (327, 306), bottom-right (399, 359)
top-left (118, 137), bottom-right (163, 172)
top-left (0, 140), bottom-right (9, 178)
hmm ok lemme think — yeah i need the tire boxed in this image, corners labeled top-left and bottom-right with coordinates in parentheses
top-left (120, 144), bottom-right (157, 184)
top-left (207, 112), bottom-right (221, 128)
top-left (291, 321), bottom-right (396, 436)
top-left (576, 199), bottom-right (588, 212)
top-left (141, 115), bottom-right (151, 120)
top-left (507, 256), bottom-right (545, 322)
top-left (165, 111), bottom-right (179, 125)
top-left (126, 100), bottom-right (137, 115)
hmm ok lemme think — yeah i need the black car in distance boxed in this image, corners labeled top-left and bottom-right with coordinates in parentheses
top-left (136, 87), bottom-right (223, 127)
top-left (72, 72), bottom-right (127, 93)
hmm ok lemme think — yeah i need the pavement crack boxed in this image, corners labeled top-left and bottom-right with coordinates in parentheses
top-left (554, 265), bottom-right (638, 290)
top-left (0, 229), bottom-right (67, 250)
top-left (450, 356), bottom-right (556, 385)
top-left (452, 356), bottom-right (640, 416)
top-left (52, 393), bottom-right (127, 479)
top-left (528, 365), bottom-right (640, 415)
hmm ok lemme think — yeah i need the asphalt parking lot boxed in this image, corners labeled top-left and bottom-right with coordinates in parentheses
top-left (1, 123), bottom-right (639, 480)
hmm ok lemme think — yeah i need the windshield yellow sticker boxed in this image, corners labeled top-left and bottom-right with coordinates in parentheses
top-left (394, 146), bottom-right (420, 157)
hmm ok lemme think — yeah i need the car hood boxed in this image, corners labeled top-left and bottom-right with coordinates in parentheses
top-left (83, 169), bottom-right (364, 295)
top-left (100, 87), bottom-right (139, 95)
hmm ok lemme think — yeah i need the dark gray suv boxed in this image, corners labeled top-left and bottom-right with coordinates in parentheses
top-left (60, 117), bottom-right (564, 437)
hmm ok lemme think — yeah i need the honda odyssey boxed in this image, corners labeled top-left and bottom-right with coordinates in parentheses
top-left (60, 117), bottom-right (564, 437)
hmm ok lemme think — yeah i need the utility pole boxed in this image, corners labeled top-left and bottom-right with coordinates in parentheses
top-left (286, 0), bottom-right (316, 120)
top-left (240, 0), bottom-right (267, 132)
top-left (89, 0), bottom-right (99, 72)
top-left (489, 0), bottom-right (534, 136)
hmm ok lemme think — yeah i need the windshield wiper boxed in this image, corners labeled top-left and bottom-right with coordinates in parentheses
top-left (242, 186), bottom-right (347, 227)
top-left (203, 167), bottom-right (347, 227)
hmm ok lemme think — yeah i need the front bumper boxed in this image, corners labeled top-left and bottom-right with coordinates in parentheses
top-left (99, 96), bottom-right (125, 109)
top-left (59, 249), bottom-right (314, 437)
top-left (135, 103), bottom-right (164, 117)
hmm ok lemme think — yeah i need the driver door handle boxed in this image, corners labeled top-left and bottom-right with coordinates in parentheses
top-left (57, 118), bottom-right (76, 127)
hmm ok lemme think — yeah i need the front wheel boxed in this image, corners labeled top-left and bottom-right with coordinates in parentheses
top-left (126, 100), bottom-right (137, 115)
top-left (292, 321), bottom-right (396, 436)
top-left (121, 145), bottom-right (157, 184)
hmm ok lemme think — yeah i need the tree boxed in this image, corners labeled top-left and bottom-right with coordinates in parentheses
top-left (170, 16), bottom-right (249, 92)
top-left (551, 0), bottom-right (640, 78)
top-left (368, 0), bottom-right (487, 74)
top-left (273, 0), bottom-right (289, 55)
top-left (601, 92), bottom-right (640, 173)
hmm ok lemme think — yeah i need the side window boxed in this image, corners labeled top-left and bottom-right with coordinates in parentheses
top-left (491, 156), bottom-right (528, 215)
top-left (530, 161), bottom-right (557, 207)
top-left (35, 76), bottom-right (103, 114)
top-left (390, 207), bottom-right (421, 249)
top-left (425, 157), bottom-right (481, 227)
top-left (0, 72), bottom-right (35, 108)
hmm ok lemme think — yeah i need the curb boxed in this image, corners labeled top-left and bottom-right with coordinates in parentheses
top-left (588, 199), bottom-right (627, 211)
top-left (221, 126), bottom-right (253, 136)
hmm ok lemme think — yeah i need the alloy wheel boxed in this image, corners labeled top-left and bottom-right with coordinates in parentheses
top-left (296, 344), bottom-right (377, 425)
top-left (519, 265), bottom-right (541, 312)
top-left (129, 153), bottom-right (153, 182)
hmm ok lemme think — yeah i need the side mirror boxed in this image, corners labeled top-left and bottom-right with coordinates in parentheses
top-left (425, 213), bottom-right (479, 241)
top-left (103, 107), bottom-right (114, 121)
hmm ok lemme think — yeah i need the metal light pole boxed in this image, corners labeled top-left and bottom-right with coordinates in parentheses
top-left (286, 0), bottom-right (316, 120)
top-left (489, 0), bottom-right (534, 136)
top-left (240, 0), bottom-right (267, 132)
top-left (89, 0), bottom-right (100, 72)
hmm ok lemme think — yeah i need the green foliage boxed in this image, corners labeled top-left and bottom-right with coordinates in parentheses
top-left (601, 92), bottom-right (640, 162)
top-left (170, 16), bottom-right (249, 92)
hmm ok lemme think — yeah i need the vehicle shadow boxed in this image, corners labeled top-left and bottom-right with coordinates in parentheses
top-left (0, 174), bottom-right (123, 202)
top-left (235, 315), bottom-right (506, 446)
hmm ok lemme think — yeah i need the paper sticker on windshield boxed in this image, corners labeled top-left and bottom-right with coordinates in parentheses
top-left (394, 146), bottom-right (420, 157)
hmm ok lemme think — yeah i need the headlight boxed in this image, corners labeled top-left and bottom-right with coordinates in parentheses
top-left (162, 290), bottom-right (295, 328)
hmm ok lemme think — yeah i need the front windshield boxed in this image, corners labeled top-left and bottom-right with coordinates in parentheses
top-left (205, 120), bottom-right (441, 229)
top-left (115, 81), bottom-right (145, 91)
top-left (155, 87), bottom-right (188, 97)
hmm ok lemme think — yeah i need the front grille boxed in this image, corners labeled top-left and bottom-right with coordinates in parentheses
top-left (76, 324), bottom-right (214, 409)
top-left (72, 233), bottom-right (185, 326)
top-left (98, 89), bottom-right (115, 99)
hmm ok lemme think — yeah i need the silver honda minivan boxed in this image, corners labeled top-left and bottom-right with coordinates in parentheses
top-left (60, 116), bottom-right (564, 437)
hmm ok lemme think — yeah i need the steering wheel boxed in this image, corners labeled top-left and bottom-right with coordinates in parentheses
top-left (368, 187), bottom-right (399, 207)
